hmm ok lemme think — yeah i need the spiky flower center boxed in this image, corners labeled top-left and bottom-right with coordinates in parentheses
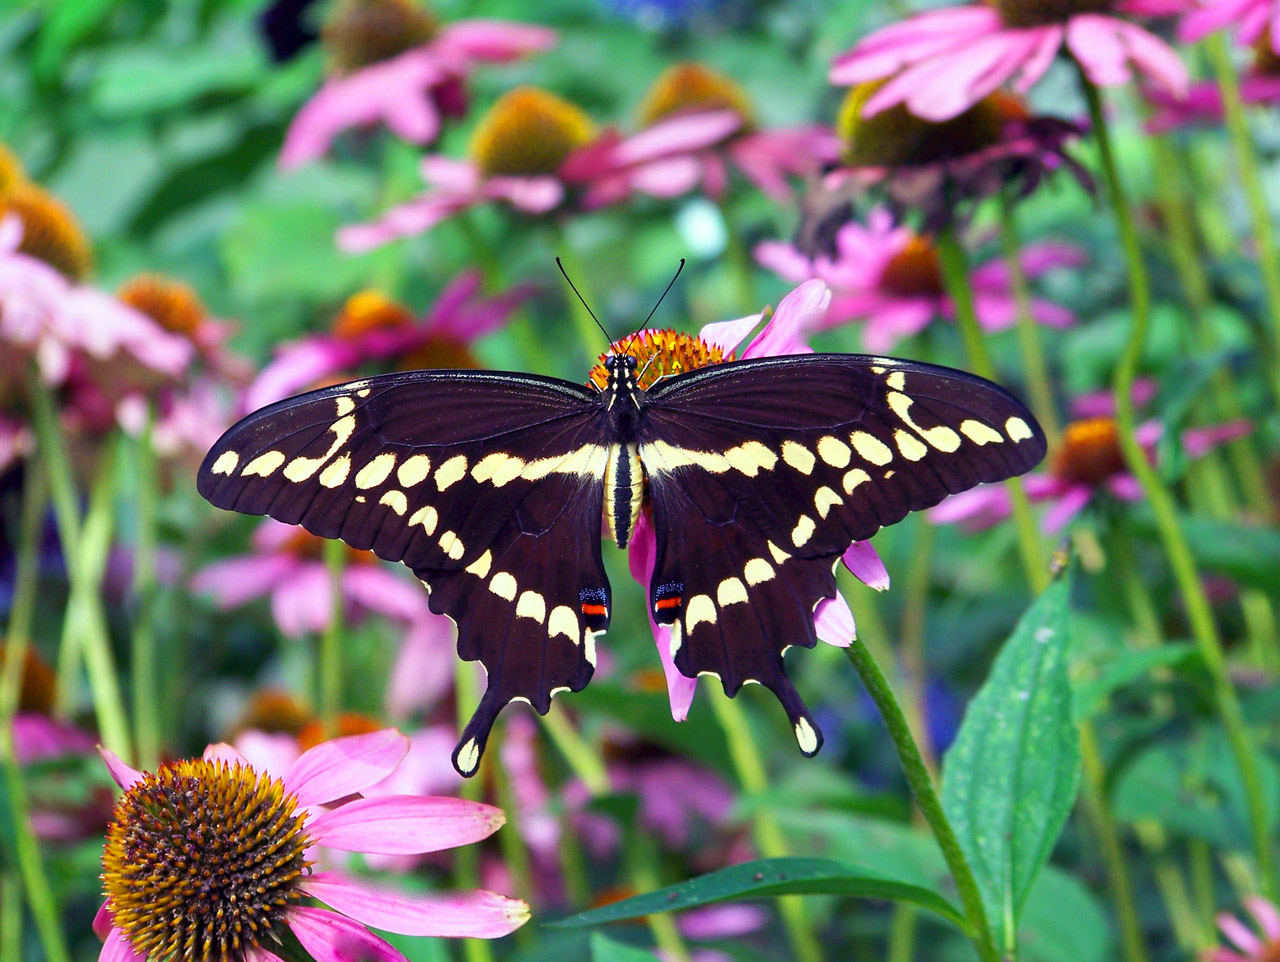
top-left (101, 758), bottom-right (310, 962)
top-left (880, 236), bottom-right (945, 298)
top-left (990, 0), bottom-right (1114, 27)
top-left (0, 143), bottom-right (26, 195)
top-left (588, 329), bottom-right (731, 392)
top-left (118, 274), bottom-right (207, 339)
top-left (322, 0), bottom-right (438, 73)
top-left (838, 83), bottom-right (1026, 168)
top-left (1052, 417), bottom-right (1126, 486)
top-left (0, 644), bottom-right (56, 715)
top-left (331, 289), bottom-right (414, 341)
top-left (637, 63), bottom-right (755, 129)
top-left (469, 87), bottom-right (596, 178)
top-left (0, 185), bottom-right (92, 281)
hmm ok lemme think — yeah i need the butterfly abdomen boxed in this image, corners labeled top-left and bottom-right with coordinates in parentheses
top-left (603, 442), bottom-right (644, 548)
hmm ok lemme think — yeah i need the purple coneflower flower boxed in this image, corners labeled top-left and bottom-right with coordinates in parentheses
top-left (588, 281), bottom-right (889, 718)
top-left (338, 87), bottom-right (612, 250)
top-left (1145, 29), bottom-right (1280, 130)
top-left (280, 0), bottom-right (555, 168)
top-left (1209, 896), bottom-right (1280, 962)
top-left (757, 207), bottom-right (1081, 353)
top-left (246, 275), bottom-right (528, 410)
top-left (95, 730), bottom-right (527, 962)
top-left (830, 0), bottom-right (1188, 122)
top-left (1181, 0), bottom-right (1280, 52)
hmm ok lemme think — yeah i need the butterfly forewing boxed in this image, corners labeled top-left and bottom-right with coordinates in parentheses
top-left (637, 354), bottom-right (1046, 752)
top-left (197, 371), bottom-right (613, 774)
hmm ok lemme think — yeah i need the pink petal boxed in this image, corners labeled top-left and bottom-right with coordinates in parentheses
top-left (341, 566), bottom-right (430, 622)
top-left (272, 564), bottom-right (333, 637)
top-left (1041, 484), bottom-right (1095, 534)
top-left (203, 743), bottom-right (250, 767)
top-left (337, 193), bottom-right (468, 251)
top-left (93, 902), bottom-right (114, 940)
top-left (755, 241), bottom-right (816, 282)
top-left (307, 795), bottom-right (505, 854)
top-left (249, 948), bottom-right (289, 962)
top-left (301, 871), bottom-right (529, 937)
top-left (233, 730), bottom-right (301, 777)
top-left (286, 728), bottom-right (409, 807)
top-left (698, 313), bottom-right (763, 356)
top-left (1247, 897), bottom-right (1280, 941)
top-left (843, 540), bottom-right (891, 590)
top-left (630, 156), bottom-right (705, 198)
top-left (483, 175), bottom-right (563, 212)
top-left (1067, 16), bottom-right (1133, 87)
top-left (829, 6), bottom-right (1002, 85)
top-left (100, 928), bottom-right (146, 962)
top-left (287, 905), bottom-right (407, 962)
top-left (890, 32), bottom-right (1043, 121)
top-left (12, 713), bottom-right (93, 763)
top-left (1183, 420), bottom-right (1253, 457)
top-left (741, 280), bottom-right (828, 358)
top-left (1218, 911), bottom-right (1264, 953)
top-left (99, 747), bottom-right (144, 791)
top-left (617, 110), bottom-right (742, 165)
top-left (434, 20), bottom-right (556, 63)
top-left (629, 511), bottom-right (697, 721)
top-left (1014, 24), bottom-right (1065, 91)
top-left (1112, 19), bottom-right (1189, 97)
top-left (247, 339), bottom-right (359, 410)
top-left (190, 554), bottom-right (296, 609)
top-left (386, 616), bottom-right (458, 718)
top-left (814, 593), bottom-right (856, 647)
top-left (930, 485), bottom-right (1012, 529)
top-left (1106, 473), bottom-right (1144, 501)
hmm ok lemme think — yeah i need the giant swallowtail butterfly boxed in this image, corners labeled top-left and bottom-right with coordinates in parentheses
top-left (198, 345), bottom-right (1044, 776)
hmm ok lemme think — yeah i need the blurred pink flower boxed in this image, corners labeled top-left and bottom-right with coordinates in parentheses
top-left (338, 87), bottom-right (610, 250)
top-left (1209, 896), bottom-right (1280, 962)
top-left (0, 414), bottom-right (31, 474)
top-left (96, 731), bottom-right (526, 962)
top-left (622, 281), bottom-right (890, 719)
top-left (932, 388), bottom-right (1252, 533)
top-left (830, 1), bottom-right (1188, 121)
top-left (1144, 75), bottom-right (1280, 130)
top-left (1180, 0), bottom-right (1280, 52)
top-left (191, 518), bottom-right (435, 637)
top-left (246, 274), bottom-right (529, 410)
top-left (757, 207), bottom-right (1081, 353)
top-left (281, 21), bottom-right (556, 169)
top-left (0, 215), bottom-right (192, 388)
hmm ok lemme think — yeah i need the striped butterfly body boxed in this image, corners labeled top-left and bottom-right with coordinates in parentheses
top-left (198, 352), bottom-right (1045, 776)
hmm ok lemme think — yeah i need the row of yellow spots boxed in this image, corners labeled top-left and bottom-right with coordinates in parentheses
top-left (668, 548), bottom-right (783, 655)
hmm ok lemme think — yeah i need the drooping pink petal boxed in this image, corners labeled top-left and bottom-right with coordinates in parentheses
top-left (1178, 0), bottom-right (1257, 43)
top-left (434, 20), bottom-right (556, 64)
top-left (1247, 896), bottom-right (1280, 941)
top-left (629, 156), bottom-right (705, 198)
top-left (483, 175), bottom-right (563, 212)
top-left (337, 193), bottom-right (469, 251)
top-left (814, 593), bottom-right (856, 647)
top-left (755, 241), bottom-right (816, 282)
top-left (1106, 473), bottom-right (1145, 502)
top-left (629, 510), bottom-right (697, 721)
top-left (93, 902), bottom-right (114, 940)
top-left (301, 872), bottom-right (529, 937)
top-left (100, 928), bottom-right (147, 962)
top-left (341, 566), bottom-right (431, 622)
top-left (272, 564), bottom-right (334, 637)
top-left (1013, 24), bottom-right (1066, 91)
top-left (202, 743), bottom-right (251, 767)
top-left (1183, 420), bottom-right (1253, 456)
top-left (247, 339), bottom-right (360, 410)
top-left (930, 485), bottom-right (1012, 529)
top-left (248, 947), bottom-right (290, 962)
top-left (1111, 19), bottom-right (1189, 97)
top-left (870, 32), bottom-right (1038, 121)
top-left (616, 110), bottom-right (743, 166)
top-left (12, 713), bottom-right (93, 763)
top-left (307, 795), bottom-right (505, 854)
top-left (740, 280), bottom-right (828, 359)
top-left (190, 554), bottom-right (297, 609)
top-left (843, 540), bottom-right (891, 590)
top-left (99, 747), bottom-right (144, 790)
top-left (698, 313), bottom-right (763, 356)
top-left (1218, 910), bottom-right (1264, 953)
top-left (1067, 15), bottom-right (1134, 87)
top-left (287, 905), bottom-right (408, 962)
top-left (285, 728), bottom-right (410, 807)
top-left (829, 6), bottom-right (1002, 85)
top-left (386, 616), bottom-right (458, 718)
top-left (1041, 483), bottom-right (1095, 534)
top-left (233, 730), bottom-right (301, 778)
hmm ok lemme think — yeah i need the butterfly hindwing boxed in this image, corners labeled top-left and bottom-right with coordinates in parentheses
top-left (197, 371), bottom-right (612, 775)
top-left (638, 354), bottom-right (1046, 750)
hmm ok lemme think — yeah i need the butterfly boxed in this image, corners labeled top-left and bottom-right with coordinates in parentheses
top-left (198, 342), bottom-right (1044, 776)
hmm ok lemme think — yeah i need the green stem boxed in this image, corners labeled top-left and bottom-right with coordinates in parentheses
top-left (1205, 34), bottom-right (1280, 398)
top-left (1082, 72), bottom-right (1277, 899)
top-left (131, 407), bottom-right (160, 769)
top-left (490, 760), bottom-right (536, 950)
top-left (1, 871), bottom-right (21, 962)
top-left (899, 519), bottom-right (937, 776)
top-left (997, 195), bottom-right (1061, 443)
top-left (937, 228), bottom-right (1049, 593)
top-left (453, 661), bottom-right (493, 962)
top-left (320, 538), bottom-right (346, 725)
top-left (0, 468), bottom-right (72, 962)
top-left (843, 638), bottom-right (1000, 962)
top-left (707, 693), bottom-right (825, 962)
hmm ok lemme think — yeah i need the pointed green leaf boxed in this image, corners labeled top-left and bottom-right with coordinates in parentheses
top-left (590, 934), bottom-right (661, 962)
top-left (941, 575), bottom-right (1082, 955)
top-left (548, 857), bottom-right (965, 930)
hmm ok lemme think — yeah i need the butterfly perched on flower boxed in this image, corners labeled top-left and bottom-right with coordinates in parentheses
top-left (198, 279), bottom-right (1044, 776)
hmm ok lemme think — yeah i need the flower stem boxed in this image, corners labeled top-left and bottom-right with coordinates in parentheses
top-left (936, 228), bottom-right (1049, 593)
top-left (319, 538), bottom-right (346, 726)
top-left (1081, 72), bottom-right (1277, 899)
top-left (997, 193), bottom-right (1061, 443)
top-left (1205, 34), bottom-right (1280, 400)
top-left (0, 467), bottom-right (72, 962)
top-left (131, 407), bottom-right (161, 769)
top-left (452, 660), bottom-right (494, 962)
top-left (706, 693), bottom-right (825, 962)
top-left (842, 638), bottom-right (1001, 962)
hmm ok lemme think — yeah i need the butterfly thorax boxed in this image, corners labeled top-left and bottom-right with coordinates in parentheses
top-left (601, 354), bottom-right (646, 548)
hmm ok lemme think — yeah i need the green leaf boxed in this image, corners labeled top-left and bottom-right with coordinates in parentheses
top-left (1073, 642), bottom-right (1198, 721)
top-left (1130, 510), bottom-right (1280, 599)
top-left (548, 857), bottom-right (965, 930)
top-left (590, 934), bottom-right (661, 962)
top-left (941, 575), bottom-right (1082, 955)
top-left (1019, 867), bottom-right (1113, 962)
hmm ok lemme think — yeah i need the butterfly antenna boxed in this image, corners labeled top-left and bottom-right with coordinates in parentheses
top-left (556, 256), bottom-right (612, 348)
top-left (624, 258), bottom-right (686, 356)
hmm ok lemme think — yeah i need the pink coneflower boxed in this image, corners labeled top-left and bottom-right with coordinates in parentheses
top-left (1208, 896), bottom-right (1280, 962)
top-left (95, 730), bottom-right (527, 962)
top-left (757, 207), bottom-right (1081, 353)
top-left (931, 389), bottom-right (1252, 533)
top-left (245, 274), bottom-right (528, 410)
top-left (192, 518), bottom-right (435, 637)
top-left (280, 0), bottom-right (555, 168)
top-left (830, 0), bottom-right (1189, 122)
top-left (1146, 29), bottom-right (1280, 130)
top-left (593, 281), bottom-right (890, 718)
top-left (338, 87), bottom-right (610, 251)
top-left (1181, 0), bottom-right (1280, 52)
top-left (566, 62), bottom-right (840, 207)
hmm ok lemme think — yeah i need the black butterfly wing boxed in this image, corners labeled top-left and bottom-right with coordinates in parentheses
top-left (637, 354), bottom-right (1046, 753)
top-left (197, 371), bottom-right (612, 775)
